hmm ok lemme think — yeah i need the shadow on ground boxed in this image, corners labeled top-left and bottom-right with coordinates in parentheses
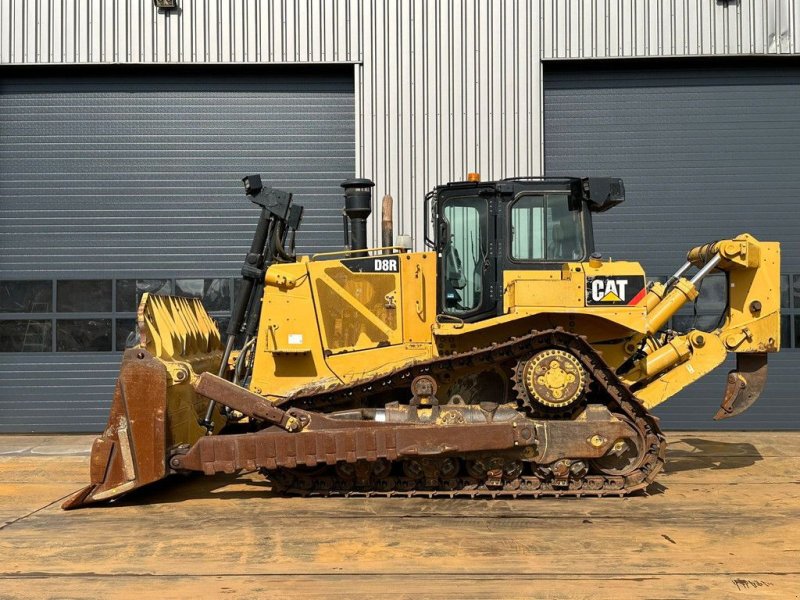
top-left (92, 472), bottom-right (278, 508)
top-left (665, 437), bottom-right (763, 474)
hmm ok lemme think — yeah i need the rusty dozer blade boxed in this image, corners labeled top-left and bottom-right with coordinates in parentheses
top-left (714, 353), bottom-right (768, 421)
top-left (63, 294), bottom-right (223, 509)
top-left (62, 349), bottom-right (169, 509)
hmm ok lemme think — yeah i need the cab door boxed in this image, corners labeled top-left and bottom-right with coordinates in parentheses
top-left (437, 194), bottom-right (498, 322)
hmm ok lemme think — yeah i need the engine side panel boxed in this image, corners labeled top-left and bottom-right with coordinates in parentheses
top-left (250, 261), bottom-right (342, 400)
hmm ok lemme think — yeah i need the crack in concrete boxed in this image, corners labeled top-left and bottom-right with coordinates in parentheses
top-left (0, 491), bottom-right (75, 532)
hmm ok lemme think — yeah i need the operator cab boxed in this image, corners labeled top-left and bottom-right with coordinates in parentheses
top-left (427, 176), bottom-right (624, 322)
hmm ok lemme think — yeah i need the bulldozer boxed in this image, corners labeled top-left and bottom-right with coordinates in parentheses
top-left (63, 174), bottom-right (780, 508)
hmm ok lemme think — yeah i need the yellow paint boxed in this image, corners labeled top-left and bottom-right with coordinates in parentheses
top-left (503, 267), bottom-right (585, 309)
top-left (250, 261), bottom-right (341, 400)
top-left (308, 258), bottom-right (403, 351)
top-left (400, 252), bottom-right (437, 343)
top-left (136, 293), bottom-right (224, 444)
top-left (633, 333), bottom-right (728, 409)
top-left (723, 239), bottom-right (781, 352)
top-left (325, 344), bottom-right (433, 384)
top-left (645, 278), bottom-right (699, 334)
top-left (252, 251), bottom-right (437, 398)
top-left (136, 233), bottom-right (781, 424)
top-left (687, 233), bottom-right (763, 270)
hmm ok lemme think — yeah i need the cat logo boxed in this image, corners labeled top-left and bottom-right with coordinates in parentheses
top-left (586, 276), bottom-right (646, 306)
top-left (592, 278), bottom-right (627, 302)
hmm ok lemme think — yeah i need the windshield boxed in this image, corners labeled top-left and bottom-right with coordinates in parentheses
top-left (510, 193), bottom-right (584, 261)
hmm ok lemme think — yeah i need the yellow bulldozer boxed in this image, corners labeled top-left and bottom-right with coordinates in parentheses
top-left (63, 174), bottom-right (780, 508)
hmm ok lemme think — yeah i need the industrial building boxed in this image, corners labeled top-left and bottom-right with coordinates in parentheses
top-left (0, 0), bottom-right (797, 431)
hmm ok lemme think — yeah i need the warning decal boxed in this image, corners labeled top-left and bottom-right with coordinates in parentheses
top-left (586, 276), bottom-right (646, 306)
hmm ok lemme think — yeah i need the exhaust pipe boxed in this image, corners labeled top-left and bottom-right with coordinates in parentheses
top-left (382, 194), bottom-right (394, 249)
top-left (341, 178), bottom-right (374, 255)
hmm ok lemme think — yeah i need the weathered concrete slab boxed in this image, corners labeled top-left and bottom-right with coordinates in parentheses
top-left (0, 431), bottom-right (797, 598)
top-left (0, 573), bottom-right (795, 599)
top-left (0, 436), bottom-right (53, 455)
top-left (0, 435), bottom-right (93, 456)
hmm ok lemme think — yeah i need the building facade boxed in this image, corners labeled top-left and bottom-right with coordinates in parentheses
top-left (0, 0), bottom-right (798, 431)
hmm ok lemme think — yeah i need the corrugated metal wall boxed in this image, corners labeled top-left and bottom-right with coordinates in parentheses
top-left (0, 0), bottom-right (361, 64)
top-left (0, 70), bottom-right (355, 277)
top-left (0, 0), bottom-right (544, 247)
top-left (358, 1), bottom-right (541, 242)
top-left (542, 0), bottom-right (799, 59)
top-left (3, 1), bottom-right (800, 243)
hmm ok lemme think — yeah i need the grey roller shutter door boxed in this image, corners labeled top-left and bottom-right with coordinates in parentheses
top-left (0, 67), bottom-right (355, 433)
top-left (544, 61), bottom-right (799, 430)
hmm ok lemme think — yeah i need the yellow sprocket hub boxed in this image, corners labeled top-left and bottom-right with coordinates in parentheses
top-left (522, 349), bottom-right (586, 408)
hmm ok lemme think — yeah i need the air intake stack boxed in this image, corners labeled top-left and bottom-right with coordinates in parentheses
top-left (341, 178), bottom-right (375, 255)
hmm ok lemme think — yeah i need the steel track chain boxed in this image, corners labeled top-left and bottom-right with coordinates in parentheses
top-left (268, 328), bottom-right (667, 498)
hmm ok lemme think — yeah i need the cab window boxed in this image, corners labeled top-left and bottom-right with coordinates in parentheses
top-left (510, 193), bottom-right (584, 261)
top-left (442, 199), bottom-right (487, 315)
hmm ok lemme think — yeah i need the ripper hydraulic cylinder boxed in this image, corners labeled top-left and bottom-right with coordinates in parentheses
top-left (644, 254), bottom-right (722, 335)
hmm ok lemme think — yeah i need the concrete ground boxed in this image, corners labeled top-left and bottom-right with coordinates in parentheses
top-left (0, 432), bottom-right (798, 599)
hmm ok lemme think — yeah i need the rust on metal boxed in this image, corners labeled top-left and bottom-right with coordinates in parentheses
top-left (261, 329), bottom-right (665, 498)
top-left (381, 194), bottom-right (394, 248)
top-left (520, 348), bottom-right (586, 409)
top-left (170, 418), bottom-right (536, 475)
top-left (65, 329), bottom-right (668, 507)
top-left (176, 330), bottom-right (665, 499)
top-left (62, 349), bottom-right (168, 510)
top-left (193, 372), bottom-right (301, 430)
top-left (532, 406), bottom-right (636, 463)
top-left (714, 352), bottom-right (769, 420)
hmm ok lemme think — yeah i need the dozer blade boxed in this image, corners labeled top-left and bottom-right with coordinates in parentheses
top-left (714, 353), bottom-right (768, 421)
top-left (62, 349), bottom-right (169, 509)
top-left (63, 294), bottom-right (223, 509)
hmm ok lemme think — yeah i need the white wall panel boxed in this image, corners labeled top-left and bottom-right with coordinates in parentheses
top-left (0, 0), bottom-right (362, 64)
top-left (542, 0), bottom-right (799, 59)
top-left (359, 0), bottom-right (542, 243)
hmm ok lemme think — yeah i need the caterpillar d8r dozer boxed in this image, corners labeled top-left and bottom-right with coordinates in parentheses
top-left (63, 174), bottom-right (781, 509)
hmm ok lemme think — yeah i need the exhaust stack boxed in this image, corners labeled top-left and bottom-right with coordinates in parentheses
top-left (341, 178), bottom-right (374, 255)
top-left (381, 194), bottom-right (394, 248)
